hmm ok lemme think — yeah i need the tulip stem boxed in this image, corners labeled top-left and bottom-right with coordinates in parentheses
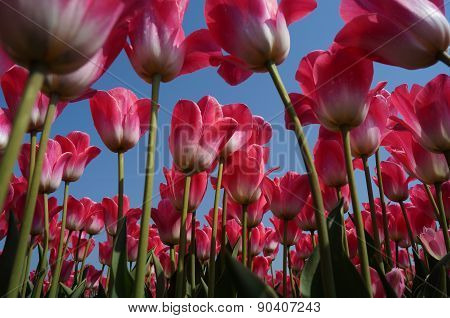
top-left (32, 194), bottom-right (50, 298)
top-left (423, 183), bottom-right (440, 220)
top-left (375, 150), bottom-right (393, 269)
top-left (28, 131), bottom-right (37, 188)
top-left (310, 231), bottom-right (315, 248)
top-left (208, 159), bottom-right (224, 297)
top-left (399, 201), bottom-right (417, 252)
top-left (79, 234), bottom-right (93, 282)
top-left (336, 188), bottom-right (350, 257)
top-left (341, 128), bottom-right (372, 297)
top-left (434, 183), bottom-right (450, 252)
top-left (170, 245), bottom-right (176, 274)
top-left (134, 74), bottom-right (161, 298)
top-left (283, 220), bottom-right (288, 297)
top-left (437, 51), bottom-right (450, 67)
top-left (362, 155), bottom-right (384, 273)
top-left (220, 190), bottom-right (228, 271)
top-left (6, 94), bottom-right (57, 298)
top-left (266, 61), bottom-right (335, 297)
top-left (0, 65), bottom-right (45, 211)
top-left (241, 204), bottom-right (248, 267)
top-left (48, 181), bottom-right (70, 297)
top-left (288, 247), bottom-right (296, 297)
top-left (20, 244), bottom-right (33, 297)
top-left (73, 230), bottom-right (83, 287)
top-left (175, 175), bottom-right (191, 298)
top-left (189, 210), bottom-right (196, 293)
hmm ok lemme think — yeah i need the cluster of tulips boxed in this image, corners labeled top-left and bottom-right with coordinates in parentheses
top-left (0, 0), bottom-right (449, 299)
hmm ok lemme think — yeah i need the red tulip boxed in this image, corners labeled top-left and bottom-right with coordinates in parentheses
top-left (0, 210), bottom-right (7, 241)
top-left (99, 239), bottom-right (113, 266)
top-left (290, 250), bottom-right (306, 273)
top-left (205, 0), bottom-right (317, 85)
top-left (252, 256), bottom-right (270, 279)
top-left (408, 206), bottom-right (435, 240)
top-left (295, 232), bottom-right (314, 259)
top-left (387, 203), bottom-right (410, 247)
top-left (222, 144), bottom-right (270, 205)
top-left (196, 225), bottom-right (219, 264)
top-left (70, 234), bottom-right (95, 262)
top-left (384, 131), bottom-right (449, 185)
top-left (83, 202), bottom-right (104, 236)
top-left (66, 196), bottom-right (90, 232)
top-left (346, 222), bottom-right (359, 260)
top-left (314, 127), bottom-right (347, 188)
top-left (420, 227), bottom-right (448, 260)
top-left (409, 184), bottom-right (437, 221)
top-left (0, 48), bottom-right (13, 75)
top-left (126, 0), bottom-right (221, 83)
top-left (270, 217), bottom-right (301, 246)
top-left (386, 268), bottom-right (406, 298)
top-left (158, 250), bottom-right (176, 279)
top-left (225, 219), bottom-right (242, 251)
top-left (296, 196), bottom-right (318, 231)
top-left (270, 171), bottom-right (310, 220)
top-left (0, 107), bottom-right (11, 152)
top-left (205, 207), bottom-right (224, 242)
top-left (263, 228), bottom-right (280, 260)
top-left (127, 234), bottom-right (139, 262)
top-left (55, 131), bottom-right (101, 183)
top-left (57, 260), bottom-right (75, 285)
top-left (249, 224), bottom-right (266, 257)
top-left (169, 96), bottom-right (238, 174)
top-left (85, 265), bottom-right (102, 290)
top-left (362, 206), bottom-right (385, 242)
top-left (335, 0), bottom-right (450, 69)
top-left (151, 199), bottom-right (192, 246)
top-left (374, 158), bottom-right (411, 203)
top-left (102, 195), bottom-right (131, 236)
top-left (296, 47), bottom-right (374, 131)
top-left (227, 193), bottom-right (270, 228)
top-left (247, 115), bottom-right (273, 147)
top-left (0, 0), bottom-right (125, 73)
top-left (2, 66), bottom-right (68, 133)
top-left (356, 265), bottom-right (384, 298)
top-left (321, 183), bottom-right (350, 213)
top-left (90, 88), bottom-right (152, 153)
top-left (160, 166), bottom-right (207, 212)
top-left (389, 75), bottom-right (450, 153)
top-left (441, 181), bottom-right (450, 220)
top-left (350, 84), bottom-right (393, 157)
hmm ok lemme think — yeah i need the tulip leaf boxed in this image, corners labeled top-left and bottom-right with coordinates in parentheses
top-left (300, 247), bottom-right (322, 297)
top-left (150, 250), bottom-right (167, 298)
top-left (224, 252), bottom-right (277, 298)
top-left (422, 252), bottom-right (450, 298)
top-left (0, 213), bottom-right (20, 297)
top-left (412, 248), bottom-right (429, 296)
top-left (70, 279), bottom-right (86, 298)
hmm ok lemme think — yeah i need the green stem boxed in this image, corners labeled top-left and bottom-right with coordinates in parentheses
top-left (170, 245), bottom-right (176, 274)
top-left (266, 61), bottom-right (335, 297)
top-left (78, 234), bottom-right (93, 282)
top-left (399, 201), bottom-right (417, 252)
top-left (189, 210), bottom-right (196, 292)
top-left (336, 188), bottom-right (349, 257)
top-left (72, 230), bottom-right (83, 287)
top-left (341, 128), bottom-right (372, 297)
top-left (437, 51), bottom-right (450, 67)
top-left (48, 181), bottom-right (70, 297)
top-left (0, 66), bottom-right (45, 210)
top-left (28, 131), bottom-right (37, 191)
top-left (288, 246), bottom-right (296, 298)
top-left (434, 183), bottom-right (450, 252)
top-left (20, 243), bottom-right (33, 297)
top-left (32, 193), bottom-right (50, 298)
top-left (6, 94), bottom-right (57, 298)
top-left (423, 183), bottom-right (441, 221)
top-left (134, 74), bottom-right (161, 298)
top-left (241, 204), bottom-right (248, 266)
top-left (270, 262), bottom-right (275, 287)
top-left (362, 155), bottom-right (384, 273)
top-left (283, 220), bottom-right (288, 297)
top-left (310, 231), bottom-right (315, 248)
top-left (175, 175), bottom-right (191, 298)
top-left (375, 150), bottom-right (392, 269)
top-left (208, 159), bottom-right (224, 297)
top-left (220, 190), bottom-right (228, 271)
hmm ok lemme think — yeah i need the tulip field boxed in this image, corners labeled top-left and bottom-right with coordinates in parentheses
top-left (0, 0), bottom-right (449, 300)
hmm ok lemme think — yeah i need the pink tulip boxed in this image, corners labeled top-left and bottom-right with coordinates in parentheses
top-left (222, 144), bottom-right (270, 205)
top-left (66, 196), bottom-right (90, 232)
top-left (205, 0), bottom-right (317, 85)
top-left (356, 265), bottom-right (384, 298)
top-left (227, 193), bottom-right (270, 229)
top-left (159, 250), bottom-right (176, 279)
top-left (70, 234), bottom-right (95, 262)
top-left (83, 202), bottom-right (105, 236)
top-left (263, 228), bottom-right (280, 260)
top-left (321, 183), bottom-right (350, 213)
top-left (386, 268), bottom-right (406, 298)
top-left (126, 0), bottom-right (221, 83)
top-left (99, 239), bottom-right (113, 266)
top-left (314, 127), bottom-right (348, 187)
top-left (151, 199), bottom-right (192, 246)
top-left (1, 66), bottom-right (68, 133)
top-left (346, 223), bottom-right (359, 260)
top-left (295, 232), bottom-right (314, 259)
top-left (0, 210), bottom-right (7, 241)
top-left (419, 227), bottom-right (449, 260)
top-left (90, 87), bottom-right (152, 153)
top-left (55, 131), bottom-right (101, 183)
top-left (226, 219), bottom-right (242, 251)
top-left (387, 204), bottom-right (410, 247)
top-left (102, 195), bottom-right (131, 236)
top-left (350, 84), bottom-right (393, 157)
top-left (362, 207), bottom-right (385, 242)
top-left (43, 20), bottom-right (128, 102)
top-left (270, 217), bottom-right (301, 247)
top-left (85, 265), bottom-right (102, 290)
top-left (0, 48), bottom-right (13, 75)
top-left (296, 47), bottom-right (374, 131)
top-left (247, 115), bottom-right (273, 147)
top-left (252, 256), bottom-right (270, 279)
top-left (249, 224), bottom-right (266, 257)
top-left (160, 166), bottom-right (207, 212)
top-left (335, 0), bottom-right (450, 70)
top-left (205, 207), bottom-right (225, 243)
top-left (296, 196), bottom-right (318, 231)
top-left (290, 250), bottom-right (305, 273)
top-left (389, 75), bottom-right (450, 153)
top-left (196, 225), bottom-right (219, 264)
top-left (169, 96), bottom-right (238, 174)
top-left (127, 234), bottom-right (139, 262)
top-left (0, 107), bottom-right (11, 152)
top-left (384, 131), bottom-right (449, 185)
top-left (270, 171), bottom-right (310, 220)
top-left (374, 158), bottom-right (411, 203)
top-left (0, 0), bottom-right (125, 73)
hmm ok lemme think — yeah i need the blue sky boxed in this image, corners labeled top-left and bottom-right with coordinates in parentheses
top-left (1, 1), bottom-right (449, 270)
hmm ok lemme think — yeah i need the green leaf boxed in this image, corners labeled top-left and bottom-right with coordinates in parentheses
top-left (70, 279), bottom-right (86, 298)
top-left (59, 283), bottom-right (73, 297)
top-left (224, 252), bottom-right (277, 298)
top-left (0, 213), bottom-right (20, 297)
top-left (422, 252), bottom-right (450, 298)
top-left (300, 247), bottom-right (322, 297)
top-left (151, 250), bottom-right (167, 298)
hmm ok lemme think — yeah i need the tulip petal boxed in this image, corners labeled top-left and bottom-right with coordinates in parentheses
top-left (279, 0), bottom-right (317, 25)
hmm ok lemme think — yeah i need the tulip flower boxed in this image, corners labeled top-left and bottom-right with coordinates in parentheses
top-left (253, 256), bottom-right (270, 280)
top-left (409, 184), bottom-right (438, 221)
top-left (335, 0), bottom-right (450, 69)
top-left (295, 232), bottom-right (314, 259)
top-left (205, 0), bottom-right (317, 84)
top-left (102, 195), bottom-right (132, 237)
top-left (54, 132), bottom-right (101, 183)
top-left (65, 196), bottom-right (90, 232)
top-left (83, 203), bottom-right (105, 236)
top-left (374, 158), bottom-right (411, 203)
top-left (270, 171), bottom-right (311, 220)
top-left (99, 239), bottom-right (113, 267)
top-left (196, 226), bottom-right (219, 264)
top-left (419, 227), bottom-right (449, 260)
top-left (90, 87), bottom-right (152, 153)
top-left (387, 204), bottom-right (410, 248)
top-left (0, 108), bottom-right (11, 153)
top-left (321, 183), bottom-right (350, 213)
top-left (0, 210), bottom-right (7, 241)
top-left (408, 206), bottom-right (435, 239)
top-left (389, 75), bottom-right (450, 155)
top-left (127, 234), bottom-right (139, 263)
top-left (249, 225), bottom-right (266, 258)
top-left (0, 48), bottom-right (13, 75)
top-left (70, 234), bottom-right (95, 262)
top-left (151, 199), bottom-right (192, 247)
top-left (225, 219), bottom-right (242, 251)
top-left (85, 265), bottom-right (102, 290)
top-left (296, 196), bottom-right (318, 232)
top-left (356, 266), bottom-right (384, 298)
top-left (160, 166), bottom-right (207, 212)
top-left (386, 268), bottom-right (406, 298)
top-left (263, 228), bottom-right (280, 260)
top-left (169, 96), bottom-right (238, 174)
top-left (227, 193), bottom-right (270, 229)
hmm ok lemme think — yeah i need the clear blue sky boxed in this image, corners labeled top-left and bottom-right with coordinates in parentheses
top-left (1, 1), bottom-right (449, 270)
